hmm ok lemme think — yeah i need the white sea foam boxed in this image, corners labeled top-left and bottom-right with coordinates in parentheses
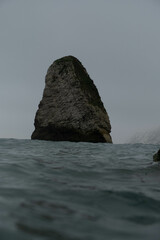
top-left (128, 126), bottom-right (160, 144)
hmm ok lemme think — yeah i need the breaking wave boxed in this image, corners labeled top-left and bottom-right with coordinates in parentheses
top-left (128, 126), bottom-right (160, 144)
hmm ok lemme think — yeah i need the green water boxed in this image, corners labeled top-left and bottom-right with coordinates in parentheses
top-left (0, 139), bottom-right (159, 240)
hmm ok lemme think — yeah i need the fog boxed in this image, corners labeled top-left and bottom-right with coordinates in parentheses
top-left (0, 0), bottom-right (160, 143)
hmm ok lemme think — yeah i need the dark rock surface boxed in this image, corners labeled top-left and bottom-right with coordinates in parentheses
top-left (31, 56), bottom-right (112, 143)
top-left (153, 149), bottom-right (160, 162)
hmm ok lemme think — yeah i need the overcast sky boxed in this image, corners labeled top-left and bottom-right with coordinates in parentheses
top-left (0, 0), bottom-right (160, 143)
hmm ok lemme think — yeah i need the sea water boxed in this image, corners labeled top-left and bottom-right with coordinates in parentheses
top-left (0, 138), bottom-right (159, 240)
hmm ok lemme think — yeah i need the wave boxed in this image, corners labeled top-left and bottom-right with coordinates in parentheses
top-left (127, 126), bottom-right (160, 144)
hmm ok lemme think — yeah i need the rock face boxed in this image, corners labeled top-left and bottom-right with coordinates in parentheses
top-left (153, 149), bottom-right (160, 162)
top-left (31, 56), bottom-right (112, 143)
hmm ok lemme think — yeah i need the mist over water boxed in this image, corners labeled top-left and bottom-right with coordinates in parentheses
top-left (0, 138), bottom-right (160, 240)
top-left (128, 126), bottom-right (160, 144)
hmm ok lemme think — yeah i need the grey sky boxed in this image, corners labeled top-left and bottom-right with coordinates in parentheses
top-left (0, 0), bottom-right (160, 143)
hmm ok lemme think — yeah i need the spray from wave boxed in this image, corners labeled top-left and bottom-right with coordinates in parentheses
top-left (127, 126), bottom-right (160, 144)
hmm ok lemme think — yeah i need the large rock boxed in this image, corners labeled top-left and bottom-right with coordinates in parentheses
top-left (31, 56), bottom-right (112, 143)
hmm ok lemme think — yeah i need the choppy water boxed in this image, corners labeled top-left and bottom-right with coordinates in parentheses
top-left (0, 139), bottom-right (160, 240)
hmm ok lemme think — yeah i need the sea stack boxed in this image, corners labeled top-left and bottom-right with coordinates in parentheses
top-left (31, 56), bottom-right (112, 143)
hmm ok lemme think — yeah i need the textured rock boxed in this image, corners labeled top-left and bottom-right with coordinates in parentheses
top-left (153, 149), bottom-right (160, 162)
top-left (31, 56), bottom-right (112, 143)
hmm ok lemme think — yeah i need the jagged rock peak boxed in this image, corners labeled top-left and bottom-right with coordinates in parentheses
top-left (31, 55), bottom-right (112, 143)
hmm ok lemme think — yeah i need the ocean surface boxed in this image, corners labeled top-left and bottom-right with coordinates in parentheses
top-left (0, 139), bottom-right (160, 240)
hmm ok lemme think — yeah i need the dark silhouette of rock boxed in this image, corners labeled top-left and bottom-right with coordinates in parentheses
top-left (153, 149), bottom-right (160, 162)
top-left (31, 56), bottom-right (112, 143)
